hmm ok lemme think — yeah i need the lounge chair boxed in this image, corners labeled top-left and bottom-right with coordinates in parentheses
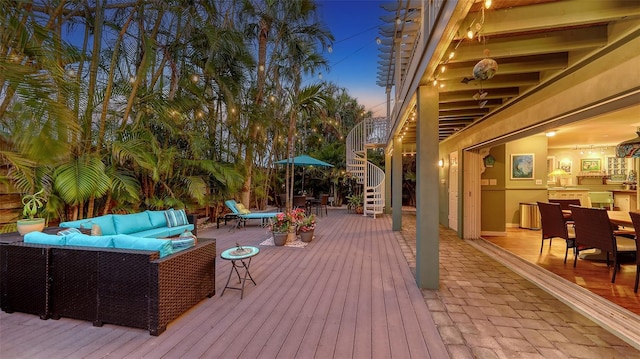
top-left (224, 200), bottom-right (282, 230)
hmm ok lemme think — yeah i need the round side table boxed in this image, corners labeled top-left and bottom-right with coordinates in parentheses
top-left (220, 246), bottom-right (259, 299)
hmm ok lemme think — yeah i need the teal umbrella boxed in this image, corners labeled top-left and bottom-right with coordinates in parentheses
top-left (275, 154), bottom-right (334, 167)
top-left (275, 155), bottom-right (334, 194)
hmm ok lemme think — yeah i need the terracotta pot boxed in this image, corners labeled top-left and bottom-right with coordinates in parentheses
top-left (17, 218), bottom-right (45, 236)
top-left (273, 232), bottom-right (288, 246)
top-left (300, 230), bottom-right (314, 243)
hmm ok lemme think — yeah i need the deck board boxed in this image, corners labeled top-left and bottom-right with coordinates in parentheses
top-left (0, 209), bottom-right (446, 358)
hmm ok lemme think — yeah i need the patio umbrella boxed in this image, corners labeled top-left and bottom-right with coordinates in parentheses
top-left (275, 155), bottom-right (333, 194)
top-left (275, 154), bottom-right (334, 168)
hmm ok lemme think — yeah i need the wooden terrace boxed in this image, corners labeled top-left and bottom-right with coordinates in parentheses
top-left (0, 209), bottom-right (447, 358)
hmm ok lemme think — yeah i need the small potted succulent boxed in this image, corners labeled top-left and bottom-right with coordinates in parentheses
top-left (17, 189), bottom-right (47, 235)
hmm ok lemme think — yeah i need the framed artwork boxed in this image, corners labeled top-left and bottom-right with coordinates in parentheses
top-left (580, 158), bottom-right (601, 172)
top-left (559, 160), bottom-right (572, 174)
top-left (511, 153), bottom-right (534, 179)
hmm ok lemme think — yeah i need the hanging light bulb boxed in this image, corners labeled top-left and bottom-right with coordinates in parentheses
top-left (485, 0), bottom-right (492, 9)
top-left (440, 65), bottom-right (446, 73)
top-left (128, 75), bottom-right (136, 84)
top-left (396, 17), bottom-right (402, 25)
top-left (376, 37), bottom-right (382, 45)
top-left (190, 74), bottom-right (199, 83)
top-left (448, 51), bottom-right (455, 59)
top-left (258, 65), bottom-right (265, 72)
top-left (327, 45), bottom-right (333, 53)
top-left (467, 28), bottom-right (474, 39)
top-left (318, 72), bottom-right (323, 80)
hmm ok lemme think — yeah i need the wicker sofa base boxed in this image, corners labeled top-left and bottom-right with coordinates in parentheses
top-left (0, 238), bottom-right (216, 335)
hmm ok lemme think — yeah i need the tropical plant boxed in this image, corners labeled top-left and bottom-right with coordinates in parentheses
top-left (269, 208), bottom-right (306, 233)
top-left (298, 213), bottom-right (316, 232)
top-left (0, 0), bottom-right (369, 230)
top-left (21, 189), bottom-right (47, 220)
top-left (347, 193), bottom-right (363, 208)
top-left (270, 213), bottom-right (291, 233)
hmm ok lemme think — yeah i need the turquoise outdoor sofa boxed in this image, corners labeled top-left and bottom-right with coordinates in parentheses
top-left (59, 209), bottom-right (196, 238)
top-left (224, 200), bottom-right (282, 229)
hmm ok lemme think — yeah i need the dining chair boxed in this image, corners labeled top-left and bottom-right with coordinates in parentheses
top-left (626, 211), bottom-right (640, 293)
top-left (293, 195), bottom-right (308, 213)
top-left (548, 198), bottom-right (581, 222)
top-left (537, 202), bottom-right (576, 263)
top-left (309, 194), bottom-right (329, 217)
top-left (570, 205), bottom-right (637, 283)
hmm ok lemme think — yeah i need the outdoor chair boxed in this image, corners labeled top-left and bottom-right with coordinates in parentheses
top-left (548, 198), bottom-right (581, 222)
top-left (537, 202), bottom-right (576, 263)
top-left (309, 194), bottom-right (329, 217)
top-left (277, 194), bottom-right (287, 212)
top-left (224, 200), bottom-right (282, 230)
top-left (293, 196), bottom-right (308, 213)
top-left (626, 212), bottom-right (640, 293)
top-left (570, 205), bottom-right (637, 283)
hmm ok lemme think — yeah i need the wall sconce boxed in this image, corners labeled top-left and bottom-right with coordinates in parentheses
top-left (438, 159), bottom-right (444, 167)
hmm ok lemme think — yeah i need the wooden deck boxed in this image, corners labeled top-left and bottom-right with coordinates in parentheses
top-left (0, 209), bottom-right (447, 358)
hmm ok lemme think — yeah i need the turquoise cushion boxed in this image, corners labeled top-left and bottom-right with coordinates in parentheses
top-left (171, 238), bottom-right (195, 252)
top-left (225, 200), bottom-right (240, 214)
top-left (129, 227), bottom-right (172, 239)
top-left (65, 232), bottom-right (114, 248)
top-left (24, 232), bottom-right (66, 245)
top-left (112, 234), bottom-right (173, 258)
top-left (88, 215), bottom-right (117, 235)
top-left (146, 210), bottom-right (167, 228)
top-left (59, 214), bottom-right (116, 235)
top-left (112, 212), bottom-right (153, 234)
top-left (165, 224), bottom-right (195, 238)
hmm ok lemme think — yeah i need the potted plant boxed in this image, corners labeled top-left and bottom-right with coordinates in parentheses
top-left (298, 214), bottom-right (316, 243)
top-left (347, 194), bottom-right (364, 214)
top-left (269, 208), bottom-right (306, 245)
top-left (270, 212), bottom-right (291, 246)
top-left (17, 189), bottom-right (47, 235)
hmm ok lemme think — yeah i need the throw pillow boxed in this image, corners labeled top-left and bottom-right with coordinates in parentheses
top-left (164, 208), bottom-right (188, 227)
top-left (235, 203), bottom-right (251, 214)
top-left (90, 223), bottom-right (102, 236)
top-left (57, 228), bottom-right (81, 236)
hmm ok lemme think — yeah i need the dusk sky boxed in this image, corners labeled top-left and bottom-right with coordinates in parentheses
top-left (316, 0), bottom-right (388, 117)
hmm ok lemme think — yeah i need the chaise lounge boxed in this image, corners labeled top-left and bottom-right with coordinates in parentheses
top-left (224, 200), bottom-right (282, 229)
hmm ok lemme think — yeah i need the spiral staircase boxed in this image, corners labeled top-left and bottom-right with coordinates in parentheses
top-left (346, 117), bottom-right (388, 218)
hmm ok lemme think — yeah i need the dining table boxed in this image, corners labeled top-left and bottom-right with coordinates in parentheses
top-left (562, 209), bottom-right (635, 228)
top-left (607, 211), bottom-right (634, 228)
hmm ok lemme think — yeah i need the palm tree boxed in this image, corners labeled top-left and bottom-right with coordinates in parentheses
top-left (237, 0), bottom-right (333, 208)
